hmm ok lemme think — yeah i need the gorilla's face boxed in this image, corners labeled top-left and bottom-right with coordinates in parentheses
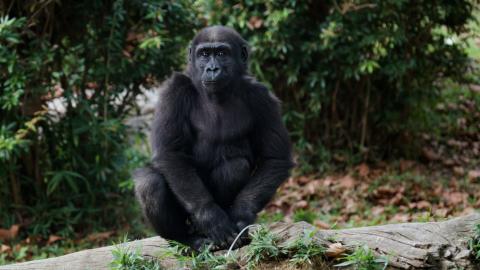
top-left (194, 42), bottom-right (236, 94)
top-left (188, 26), bottom-right (249, 96)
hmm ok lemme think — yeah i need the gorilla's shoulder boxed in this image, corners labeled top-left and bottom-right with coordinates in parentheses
top-left (157, 72), bottom-right (196, 100)
top-left (162, 72), bottom-right (196, 93)
top-left (169, 72), bottom-right (195, 88)
top-left (155, 72), bottom-right (197, 115)
top-left (243, 76), bottom-right (281, 108)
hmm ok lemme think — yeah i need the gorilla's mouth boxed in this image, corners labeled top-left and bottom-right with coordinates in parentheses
top-left (203, 80), bottom-right (218, 84)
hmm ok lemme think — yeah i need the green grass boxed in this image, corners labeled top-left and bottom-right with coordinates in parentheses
top-left (292, 209), bottom-right (318, 223)
top-left (469, 224), bottom-right (480, 262)
top-left (0, 247), bottom-right (28, 266)
top-left (282, 229), bottom-right (325, 266)
top-left (110, 241), bottom-right (162, 270)
top-left (243, 225), bottom-right (282, 269)
top-left (257, 211), bottom-right (285, 224)
top-left (159, 241), bottom-right (238, 270)
top-left (107, 231), bottom-right (391, 270)
top-left (335, 245), bottom-right (388, 270)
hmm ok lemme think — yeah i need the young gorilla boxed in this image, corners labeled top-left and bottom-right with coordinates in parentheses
top-left (134, 26), bottom-right (294, 250)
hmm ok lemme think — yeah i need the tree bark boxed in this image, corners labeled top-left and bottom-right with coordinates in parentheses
top-left (1, 213), bottom-right (479, 270)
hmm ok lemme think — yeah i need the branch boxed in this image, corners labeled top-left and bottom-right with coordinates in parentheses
top-left (1, 213), bottom-right (479, 270)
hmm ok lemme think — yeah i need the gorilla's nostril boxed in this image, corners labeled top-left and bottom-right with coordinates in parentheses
top-left (207, 67), bottom-right (220, 73)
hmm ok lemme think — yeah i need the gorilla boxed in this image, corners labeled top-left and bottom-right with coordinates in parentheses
top-left (134, 26), bottom-right (293, 250)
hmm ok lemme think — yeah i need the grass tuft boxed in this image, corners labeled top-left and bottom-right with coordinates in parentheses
top-left (282, 229), bottom-right (325, 266)
top-left (110, 239), bottom-right (162, 270)
top-left (469, 223), bottom-right (480, 262)
top-left (335, 245), bottom-right (388, 270)
top-left (243, 225), bottom-right (282, 269)
top-left (160, 240), bottom-right (238, 270)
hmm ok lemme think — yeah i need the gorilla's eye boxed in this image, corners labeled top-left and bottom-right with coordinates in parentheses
top-left (200, 51), bottom-right (209, 57)
top-left (217, 50), bottom-right (225, 56)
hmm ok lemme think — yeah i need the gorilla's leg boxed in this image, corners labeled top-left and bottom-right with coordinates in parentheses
top-left (134, 166), bottom-right (209, 248)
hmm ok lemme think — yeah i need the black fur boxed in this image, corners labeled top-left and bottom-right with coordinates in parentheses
top-left (134, 26), bottom-right (294, 250)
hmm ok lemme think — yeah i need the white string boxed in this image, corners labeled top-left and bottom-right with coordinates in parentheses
top-left (226, 224), bottom-right (259, 257)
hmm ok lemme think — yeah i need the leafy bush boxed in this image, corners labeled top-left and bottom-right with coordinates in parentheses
top-left (200, 0), bottom-right (476, 171)
top-left (0, 0), bottom-right (197, 236)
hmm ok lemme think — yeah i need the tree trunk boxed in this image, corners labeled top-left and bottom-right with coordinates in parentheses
top-left (1, 213), bottom-right (479, 270)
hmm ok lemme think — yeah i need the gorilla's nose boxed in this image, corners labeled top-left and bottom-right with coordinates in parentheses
top-left (206, 66), bottom-right (221, 80)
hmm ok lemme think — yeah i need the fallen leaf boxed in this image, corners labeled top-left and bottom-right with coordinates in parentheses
top-left (390, 192), bottom-right (404, 205)
top-left (422, 148), bottom-right (440, 161)
top-left (391, 213), bottom-right (410, 223)
top-left (433, 186), bottom-right (444, 196)
top-left (122, 50), bottom-right (132, 58)
top-left (443, 159), bottom-right (456, 166)
top-left (305, 180), bottom-right (321, 195)
top-left (0, 224), bottom-right (20, 241)
top-left (357, 163), bottom-right (370, 178)
top-left (453, 166), bottom-right (465, 176)
top-left (409, 200), bottom-right (431, 210)
top-left (461, 207), bottom-right (476, 215)
top-left (469, 84), bottom-right (480, 93)
top-left (247, 16), bottom-right (263, 30)
top-left (337, 175), bottom-right (355, 189)
top-left (468, 170), bottom-right (480, 181)
top-left (325, 243), bottom-right (346, 258)
top-left (0, 244), bottom-right (11, 253)
top-left (294, 200), bottom-right (308, 209)
top-left (371, 186), bottom-right (405, 206)
top-left (322, 177), bottom-right (334, 187)
top-left (399, 160), bottom-right (415, 171)
top-left (87, 231), bottom-right (114, 242)
top-left (344, 198), bottom-right (358, 214)
top-left (314, 220), bottom-right (330, 229)
top-left (434, 208), bottom-right (449, 217)
top-left (48, 235), bottom-right (63, 245)
top-left (371, 206), bottom-right (384, 216)
top-left (297, 176), bottom-right (310, 185)
top-left (444, 191), bottom-right (467, 206)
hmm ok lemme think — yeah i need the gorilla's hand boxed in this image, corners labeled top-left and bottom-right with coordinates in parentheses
top-left (227, 206), bottom-right (255, 247)
top-left (193, 202), bottom-right (239, 248)
top-left (229, 206), bottom-right (256, 231)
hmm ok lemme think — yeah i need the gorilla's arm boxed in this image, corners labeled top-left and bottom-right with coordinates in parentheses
top-left (151, 73), bottom-right (211, 213)
top-left (151, 73), bottom-right (238, 244)
top-left (230, 85), bottom-right (294, 229)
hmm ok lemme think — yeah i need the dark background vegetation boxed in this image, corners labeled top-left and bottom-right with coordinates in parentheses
top-left (0, 0), bottom-right (479, 264)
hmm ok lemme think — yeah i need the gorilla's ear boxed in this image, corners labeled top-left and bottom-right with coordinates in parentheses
top-left (241, 45), bottom-right (248, 63)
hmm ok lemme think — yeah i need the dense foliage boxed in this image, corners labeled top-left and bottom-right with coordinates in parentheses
top-left (202, 0), bottom-right (476, 170)
top-left (0, 0), bottom-right (197, 235)
top-left (0, 0), bottom-right (477, 236)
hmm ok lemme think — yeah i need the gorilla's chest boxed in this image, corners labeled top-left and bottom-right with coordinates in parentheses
top-left (190, 98), bottom-right (254, 167)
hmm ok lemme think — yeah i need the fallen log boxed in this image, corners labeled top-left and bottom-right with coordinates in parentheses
top-left (1, 213), bottom-right (479, 270)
